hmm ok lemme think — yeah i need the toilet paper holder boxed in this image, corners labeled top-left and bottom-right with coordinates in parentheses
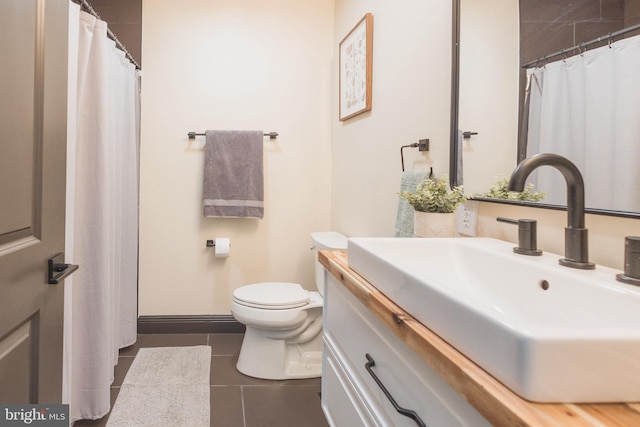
top-left (206, 239), bottom-right (231, 248)
top-left (206, 238), bottom-right (231, 258)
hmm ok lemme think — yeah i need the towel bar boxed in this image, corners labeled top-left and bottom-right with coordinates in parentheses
top-left (188, 131), bottom-right (278, 140)
top-left (400, 139), bottom-right (429, 171)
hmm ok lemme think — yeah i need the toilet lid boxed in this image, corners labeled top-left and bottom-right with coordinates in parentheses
top-left (233, 282), bottom-right (310, 309)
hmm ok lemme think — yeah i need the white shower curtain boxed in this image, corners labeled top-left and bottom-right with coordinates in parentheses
top-left (526, 35), bottom-right (640, 212)
top-left (64, 2), bottom-right (139, 422)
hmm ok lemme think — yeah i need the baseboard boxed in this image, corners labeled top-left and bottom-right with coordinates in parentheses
top-left (137, 315), bottom-right (246, 334)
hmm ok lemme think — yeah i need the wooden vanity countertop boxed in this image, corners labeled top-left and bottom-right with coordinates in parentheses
top-left (319, 249), bottom-right (640, 427)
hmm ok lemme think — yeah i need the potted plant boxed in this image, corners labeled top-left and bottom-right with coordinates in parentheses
top-left (474, 177), bottom-right (545, 202)
top-left (399, 175), bottom-right (466, 237)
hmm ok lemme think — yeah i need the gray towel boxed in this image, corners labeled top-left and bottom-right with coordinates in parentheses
top-left (203, 130), bottom-right (264, 218)
top-left (394, 169), bottom-right (429, 237)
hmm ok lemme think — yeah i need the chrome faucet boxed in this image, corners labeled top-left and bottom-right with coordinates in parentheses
top-left (508, 153), bottom-right (595, 269)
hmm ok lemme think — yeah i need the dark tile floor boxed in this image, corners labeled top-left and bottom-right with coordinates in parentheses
top-left (75, 333), bottom-right (328, 427)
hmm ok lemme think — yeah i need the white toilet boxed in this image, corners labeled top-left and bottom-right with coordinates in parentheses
top-left (231, 231), bottom-right (348, 380)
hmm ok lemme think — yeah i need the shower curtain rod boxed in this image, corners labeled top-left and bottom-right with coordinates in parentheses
top-left (74, 0), bottom-right (141, 70)
top-left (522, 23), bottom-right (640, 69)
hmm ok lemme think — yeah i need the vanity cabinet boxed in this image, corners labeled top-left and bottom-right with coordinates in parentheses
top-left (321, 273), bottom-right (491, 427)
top-left (319, 249), bottom-right (640, 427)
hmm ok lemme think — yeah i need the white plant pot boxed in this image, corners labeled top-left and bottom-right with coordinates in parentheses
top-left (413, 211), bottom-right (457, 238)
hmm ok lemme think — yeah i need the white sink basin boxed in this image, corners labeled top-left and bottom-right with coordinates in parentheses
top-left (347, 237), bottom-right (640, 403)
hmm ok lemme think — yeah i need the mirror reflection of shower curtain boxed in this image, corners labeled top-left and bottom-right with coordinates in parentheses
top-left (64, 2), bottom-right (139, 423)
top-left (526, 35), bottom-right (640, 212)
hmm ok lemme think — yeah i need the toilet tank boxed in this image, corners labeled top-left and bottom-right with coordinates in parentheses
top-left (311, 232), bottom-right (348, 296)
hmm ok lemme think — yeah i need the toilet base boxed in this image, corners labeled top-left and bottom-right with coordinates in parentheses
top-left (236, 326), bottom-right (322, 380)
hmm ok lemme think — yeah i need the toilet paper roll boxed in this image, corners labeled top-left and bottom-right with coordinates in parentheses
top-left (214, 237), bottom-right (230, 258)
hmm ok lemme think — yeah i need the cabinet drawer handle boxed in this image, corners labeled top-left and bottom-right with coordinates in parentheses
top-left (365, 353), bottom-right (427, 427)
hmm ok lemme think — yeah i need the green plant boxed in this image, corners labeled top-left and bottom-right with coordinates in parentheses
top-left (475, 177), bottom-right (545, 202)
top-left (399, 175), bottom-right (466, 213)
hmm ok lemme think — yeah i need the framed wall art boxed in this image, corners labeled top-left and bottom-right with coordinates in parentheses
top-left (339, 13), bottom-right (373, 121)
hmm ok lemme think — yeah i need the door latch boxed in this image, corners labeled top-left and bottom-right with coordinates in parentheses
top-left (47, 253), bottom-right (79, 285)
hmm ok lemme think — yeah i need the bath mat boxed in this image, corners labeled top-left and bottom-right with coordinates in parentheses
top-left (106, 346), bottom-right (211, 427)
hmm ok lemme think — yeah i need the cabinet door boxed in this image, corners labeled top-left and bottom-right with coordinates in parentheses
top-left (323, 346), bottom-right (375, 427)
top-left (324, 275), bottom-right (492, 427)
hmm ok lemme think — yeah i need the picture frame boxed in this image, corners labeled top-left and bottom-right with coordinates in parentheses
top-left (339, 13), bottom-right (373, 121)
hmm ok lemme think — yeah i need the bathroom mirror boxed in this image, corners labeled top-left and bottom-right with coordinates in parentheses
top-left (452, 0), bottom-right (640, 218)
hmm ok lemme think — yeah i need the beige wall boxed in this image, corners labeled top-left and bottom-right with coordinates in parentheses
top-left (330, 0), bottom-right (453, 237)
top-left (139, 0), bottom-right (334, 315)
top-left (138, 0), bottom-right (639, 316)
top-left (459, 0), bottom-right (519, 195)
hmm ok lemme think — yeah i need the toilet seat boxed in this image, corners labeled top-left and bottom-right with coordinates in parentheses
top-left (233, 282), bottom-right (310, 310)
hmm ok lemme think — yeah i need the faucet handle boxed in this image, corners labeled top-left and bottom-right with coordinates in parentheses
top-left (497, 217), bottom-right (543, 256)
top-left (616, 236), bottom-right (640, 286)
